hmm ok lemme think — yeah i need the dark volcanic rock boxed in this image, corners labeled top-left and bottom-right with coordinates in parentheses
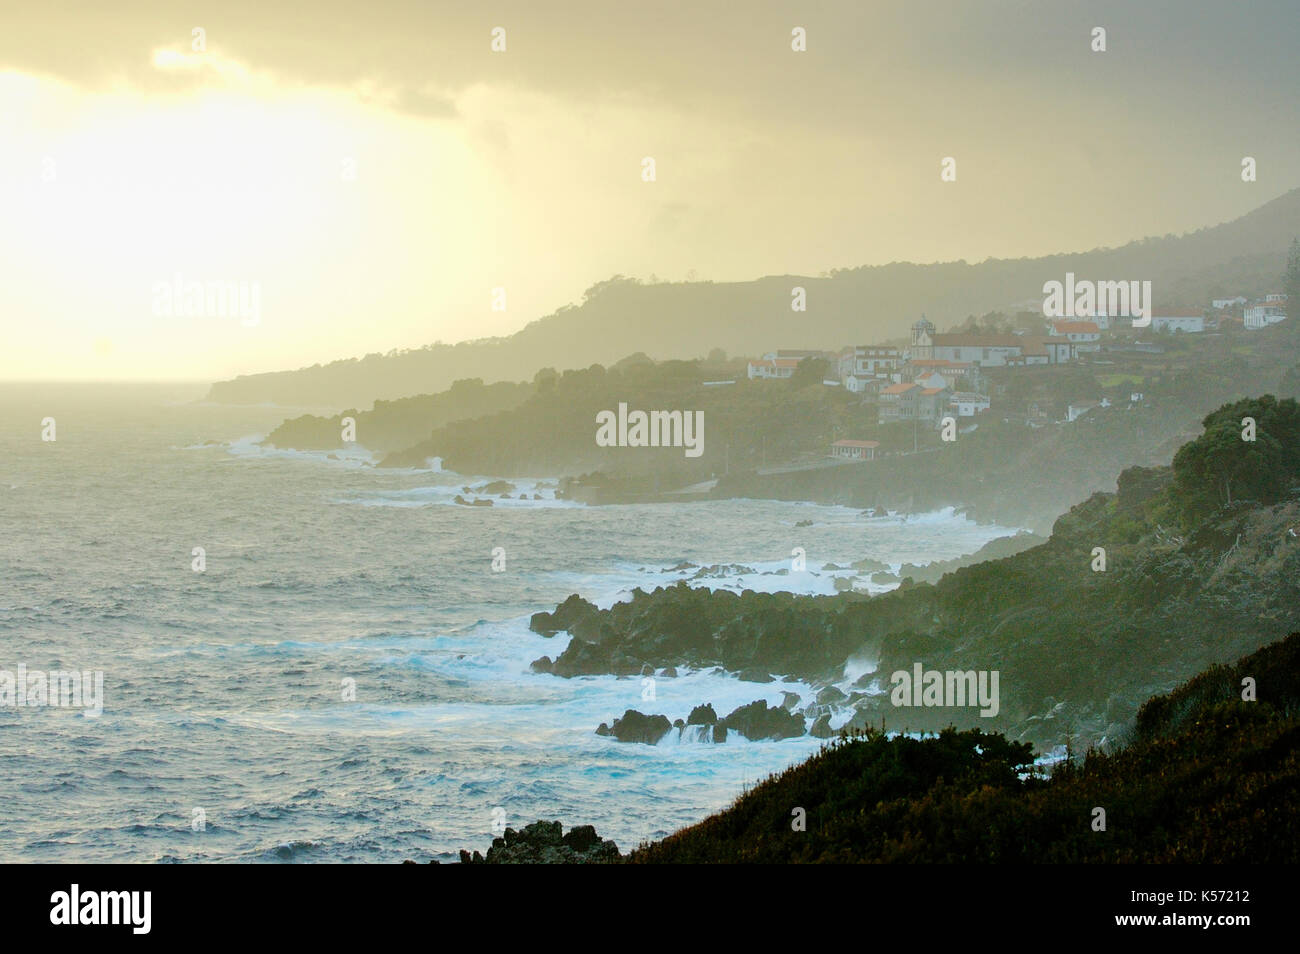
top-left (562, 824), bottom-right (606, 854)
top-left (687, 703), bottom-right (718, 725)
top-left (472, 479), bottom-right (516, 495)
top-left (530, 655), bottom-right (554, 673)
top-left (816, 685), bottom-right (847, 705)
top-left (691, 563), bottom-right (756, 579)
top-left (722, 700), bottom-right (806, 740)
top-left (601, 709), bottom-right (672, 744)
top-left (460, 820), bottom-right (620, 864)
top-left (810, 713), bottom-right (835, 738)
top-left (852, 556), bottom-right (889, 573)
top-left (529, 593), bottom-right (598, 636)
top-left (537, 581), bottom-right (874, 682)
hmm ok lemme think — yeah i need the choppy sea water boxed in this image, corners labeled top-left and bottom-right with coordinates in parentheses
top-left (0, 383), bottom-right (1019, 862)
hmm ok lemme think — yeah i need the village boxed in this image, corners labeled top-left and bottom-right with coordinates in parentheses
top-left (742, 292), bottom-right (1290, 463)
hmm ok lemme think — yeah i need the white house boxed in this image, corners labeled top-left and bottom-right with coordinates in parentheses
top-left (746, 358), bottom-right (801, 379)
top-left (1151, 314), bottom-right (1205, 333)
top-left (849, 345), bottom-right (901, 377)
top-left (929, 334), bottom-right (1025, 367)
top-left (1050, 320), bottom-right (1102, 346)
top-left (1006, 337), bottom-right (1071, 366)
top-left (949, 392), bottom-right (991, 417)
top-left (877, 381), bottom-right (920, 422)
top-left (1212, 296), bottom-right (1247, 309)
top-left (1244, 303), bottom-right (1287, 330)
top-left (830, 439), bottom-right (879, 461)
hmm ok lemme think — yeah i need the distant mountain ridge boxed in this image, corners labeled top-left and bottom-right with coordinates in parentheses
top-left (206, 188), bottom-right (1300, 408)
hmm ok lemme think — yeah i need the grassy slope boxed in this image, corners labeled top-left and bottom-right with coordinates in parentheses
top-left (627, 633), bottom-right (1300, 863)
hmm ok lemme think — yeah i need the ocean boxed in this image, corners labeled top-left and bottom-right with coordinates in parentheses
top-left (0, 383), bottom-right (1018, 862)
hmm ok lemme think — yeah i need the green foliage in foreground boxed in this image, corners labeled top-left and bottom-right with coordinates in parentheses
top-left (627, 632), bottom-right (1300, 863)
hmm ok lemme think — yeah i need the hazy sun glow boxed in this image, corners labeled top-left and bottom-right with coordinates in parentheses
top-left (0, 50), bottom-right (584, 381)
top-left (1, 3), bottom-right (1296, 382)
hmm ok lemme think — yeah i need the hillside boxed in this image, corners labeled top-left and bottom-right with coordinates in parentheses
top-left (257, 317), bottom-right (1300, 531)
top-left (205, 189), bottom-right (1300, 408)
top-left (625, 632), bottom-right (1300, 863)
top-left (526, 397), bottom-right (1300, 751)
top-left (262, 377), bottom-right (534, 454)
top-left (375, 358), bottom-right (856, 482)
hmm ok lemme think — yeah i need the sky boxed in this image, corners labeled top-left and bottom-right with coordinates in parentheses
top-left (1, 0), bottom-right (1298, 381)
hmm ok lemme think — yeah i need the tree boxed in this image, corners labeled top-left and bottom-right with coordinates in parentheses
top-left (533, 367), bottom-right (558, 393)
top-left (1171, 396), bottom-right (1300, 525)
top-left (789, 357), bottom-right (831, 389)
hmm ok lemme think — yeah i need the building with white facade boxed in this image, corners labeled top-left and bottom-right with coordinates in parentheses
top-left (929, 334), bottom-right (1027, 367)
top-left (829, 439), bottom-right (879, 461)
top-left (1151, 314), bottom-right (1205, 333)
top-left (1050, 320), bottom-right (1101, 342)
top-left (746, 358), bottom-right (801, 379)
top-left (1244, 303), bottom-right (1287, 330)
top-left (949, 392), bottom-right (991, 416)
top-left (846, 346), bottom-right (901, 377)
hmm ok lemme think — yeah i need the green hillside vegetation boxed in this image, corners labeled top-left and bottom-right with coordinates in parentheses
top-left (531, 397), bottom-right (1300, 749)
top-left (626, 631), bottom-right (1300, 863)
top-left (377, 358), bottom-right (859, 481)
top-left (260, 308), bottom-right (1300, 530)
top-left (262, 377), bottom-right (534, 454)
